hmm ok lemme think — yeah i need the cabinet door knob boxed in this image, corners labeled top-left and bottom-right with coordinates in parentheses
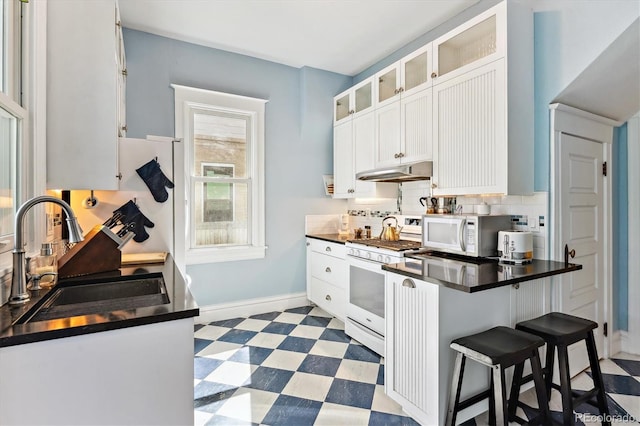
top-left (431, 183), bottom-right (437, 188)
top-left (325, 294), bottom-right (332, 301)
top-left (325, 246), bottom-right (332, 252)
top-left (402, 279), bottom-right (416, 289)
top-left (398, 87), bottom-right (404, 93)
top-left (325, 267), bottom-right (331, 273)
top-left (431, 72), bottom-right (437, 78)
top-left (398, 152), bottom-right (404, 158)
top-left (349, 110), bottom-right (355, 115)
top-left (306, 242), bottom-right (310, 246)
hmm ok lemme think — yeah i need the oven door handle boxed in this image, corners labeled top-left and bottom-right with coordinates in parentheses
top-left (458, 218), bottom-right (467, 253)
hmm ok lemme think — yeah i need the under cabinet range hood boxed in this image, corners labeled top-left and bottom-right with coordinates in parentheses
top-left (356, 161), bottom-right (433, 183)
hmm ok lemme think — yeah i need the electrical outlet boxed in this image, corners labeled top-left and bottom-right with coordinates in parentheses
top-left (527, 216), bottom-right (539, 232)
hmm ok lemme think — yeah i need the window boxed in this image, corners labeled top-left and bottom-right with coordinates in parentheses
top-left (0, 0), bottom-right (25, 255)
top-left (202, 163), bottom-right (234, 223)
top-left (173, 84), bottom-right (267, 264)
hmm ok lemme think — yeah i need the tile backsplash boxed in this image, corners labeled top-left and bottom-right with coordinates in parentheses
top-left (345, 186), bottom-right (549, 259)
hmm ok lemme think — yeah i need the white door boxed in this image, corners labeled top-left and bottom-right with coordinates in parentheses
top-left (558, 132), bottom-right (605, 374)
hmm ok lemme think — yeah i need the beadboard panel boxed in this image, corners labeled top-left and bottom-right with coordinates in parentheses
top-left (376, 102), bottom-right (402, 166)
top-left (434, 60), bottom-right (506, 195)
top-left (401, 88), bottom-right (433, 163)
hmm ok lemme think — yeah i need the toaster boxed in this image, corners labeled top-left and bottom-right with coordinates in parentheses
top-left (497, 231), bottom-right (533, 264)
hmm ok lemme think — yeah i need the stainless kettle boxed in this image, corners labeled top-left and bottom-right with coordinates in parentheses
top-left (379, 216), bottom-right (403, 241)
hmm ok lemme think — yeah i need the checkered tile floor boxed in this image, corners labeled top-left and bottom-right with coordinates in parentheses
top-left (193, 306), bottom-right (640, 425)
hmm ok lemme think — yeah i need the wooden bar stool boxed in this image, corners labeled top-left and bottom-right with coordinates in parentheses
top-left (514, 312), bottom-right (610, 426)
top-left (445, 326), bottom-right (551, 426)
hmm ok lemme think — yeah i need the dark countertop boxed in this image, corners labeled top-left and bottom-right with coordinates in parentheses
top-left (305, 233), bottom-right (351, 244)
top-left (0, 255), bottom-right (199, 348)
top-left (382, 251), bottom-right (582, 293)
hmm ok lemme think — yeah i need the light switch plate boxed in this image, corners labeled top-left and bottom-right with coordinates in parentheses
top-left (527, 216), bottom-right (539, 232)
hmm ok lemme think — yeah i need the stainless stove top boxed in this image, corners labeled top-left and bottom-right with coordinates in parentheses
top-left (349, 238), bottom-right (422, 252)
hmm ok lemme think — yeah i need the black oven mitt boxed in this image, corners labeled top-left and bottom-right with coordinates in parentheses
top-left (113, 200), bottom-right (155, 243)
top-left (136, 159), bottom-right (174, 203)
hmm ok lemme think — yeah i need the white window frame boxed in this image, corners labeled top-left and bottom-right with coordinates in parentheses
top-left (172, 84), bottom-right (267, 265)
top-left (0, 0), bottom-right (43, 257)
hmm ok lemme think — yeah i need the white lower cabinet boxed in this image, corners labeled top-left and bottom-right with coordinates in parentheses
top-left (306, 239), bottom-right (347, 320)
top-left (0, 319), bottom-right (194, 425)
top-left (385, 271), bottom-right (513, 425)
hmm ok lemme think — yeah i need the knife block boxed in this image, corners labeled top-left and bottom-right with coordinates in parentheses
top-left (58, 225), bottom-right (128, 279)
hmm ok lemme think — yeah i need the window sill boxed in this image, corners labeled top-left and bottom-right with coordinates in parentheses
top-left (186, 245), bottom-right (266, 265)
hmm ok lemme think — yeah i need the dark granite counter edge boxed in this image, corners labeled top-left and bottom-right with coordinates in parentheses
top-left (382, 262), bottom-right (583, 293)
top-left (0, 255), bottom-right (199, 348)
top-left (0, 308), bottom-right (199, 348)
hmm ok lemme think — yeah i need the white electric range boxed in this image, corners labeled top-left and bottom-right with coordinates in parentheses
top-left (344, 215), bottom-right (424, 356)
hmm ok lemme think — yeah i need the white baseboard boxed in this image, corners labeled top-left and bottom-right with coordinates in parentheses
top-left (195, 292), bottom-right (310, 324)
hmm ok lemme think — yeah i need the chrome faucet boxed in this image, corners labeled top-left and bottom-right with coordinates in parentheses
top-left (9, 196), bottom-right (84, 305)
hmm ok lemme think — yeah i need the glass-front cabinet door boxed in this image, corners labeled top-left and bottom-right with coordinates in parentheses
top-left (376, 63), bottom-right (400, 108)
top-left (401, 44), bottom-right (432, 97)
top-left (377, 44), bottom-right (433, 108)
top-left (433, 3), bottom-right (504, 84)
top-left (334, 92), bottom-right (351, 124)
top-left (333, 76), bottom-right (375, 124)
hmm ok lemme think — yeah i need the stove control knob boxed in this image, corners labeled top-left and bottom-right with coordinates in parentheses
top-left (348, 248), bottom-right (354, 256)
top-left (353, 249), bottom-right (360, 257)
top-left (365, 252), bottom-right (372, 259)
top-left (385, 256), bottom-right (391, 264)
top-left (377, 254), bottom-right (383, 262)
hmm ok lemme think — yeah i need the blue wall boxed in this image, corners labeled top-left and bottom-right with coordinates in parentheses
top-left (613, 124), bottom-right (629, 331)
top-left (123, 29), bottom-right (350, 306)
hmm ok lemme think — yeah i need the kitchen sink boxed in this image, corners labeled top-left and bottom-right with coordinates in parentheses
top-left (15, 274), bottom-right (170, 324)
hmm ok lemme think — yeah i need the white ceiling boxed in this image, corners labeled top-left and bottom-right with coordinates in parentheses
top-left (118, 0), bottom-right (478, 76)
top-left (553, 18), bottom-right (640, 123)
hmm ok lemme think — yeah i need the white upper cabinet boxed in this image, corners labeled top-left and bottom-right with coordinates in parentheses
top-left (376, 44), bottom-right (433, 109)
top-left (374, 44), bottom-right (434, 168)
top-left (333, 76), bottom-right (396, 199)
top-left (375, 87), bottom-right (433, 168)
top-left (333, 113), bottom-right (396, 199)
top-left (334, 77), bottom-right (375, 125)
top-left (431, 1), bottom-right (533, 196)
top-left (47, 0), bottom-right (126, 190)
top-left (432, 10), bottom-right (503, 85)
top-left (333, 0), bottom-right (532, 196)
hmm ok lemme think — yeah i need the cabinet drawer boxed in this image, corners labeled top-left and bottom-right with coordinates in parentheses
top-left (310, 277), bottom-right (346, 321)
top-left (310, 252), bottom-right (347, 288)
top-left (307, 239), bottom-right (346, 259)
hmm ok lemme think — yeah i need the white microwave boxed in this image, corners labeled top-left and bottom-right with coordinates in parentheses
top-left (422, 214), bottom-right (512, 257)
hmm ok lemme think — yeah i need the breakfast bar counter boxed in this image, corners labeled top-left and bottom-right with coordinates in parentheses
top-left (382, 251), bottom-right (582, 292)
